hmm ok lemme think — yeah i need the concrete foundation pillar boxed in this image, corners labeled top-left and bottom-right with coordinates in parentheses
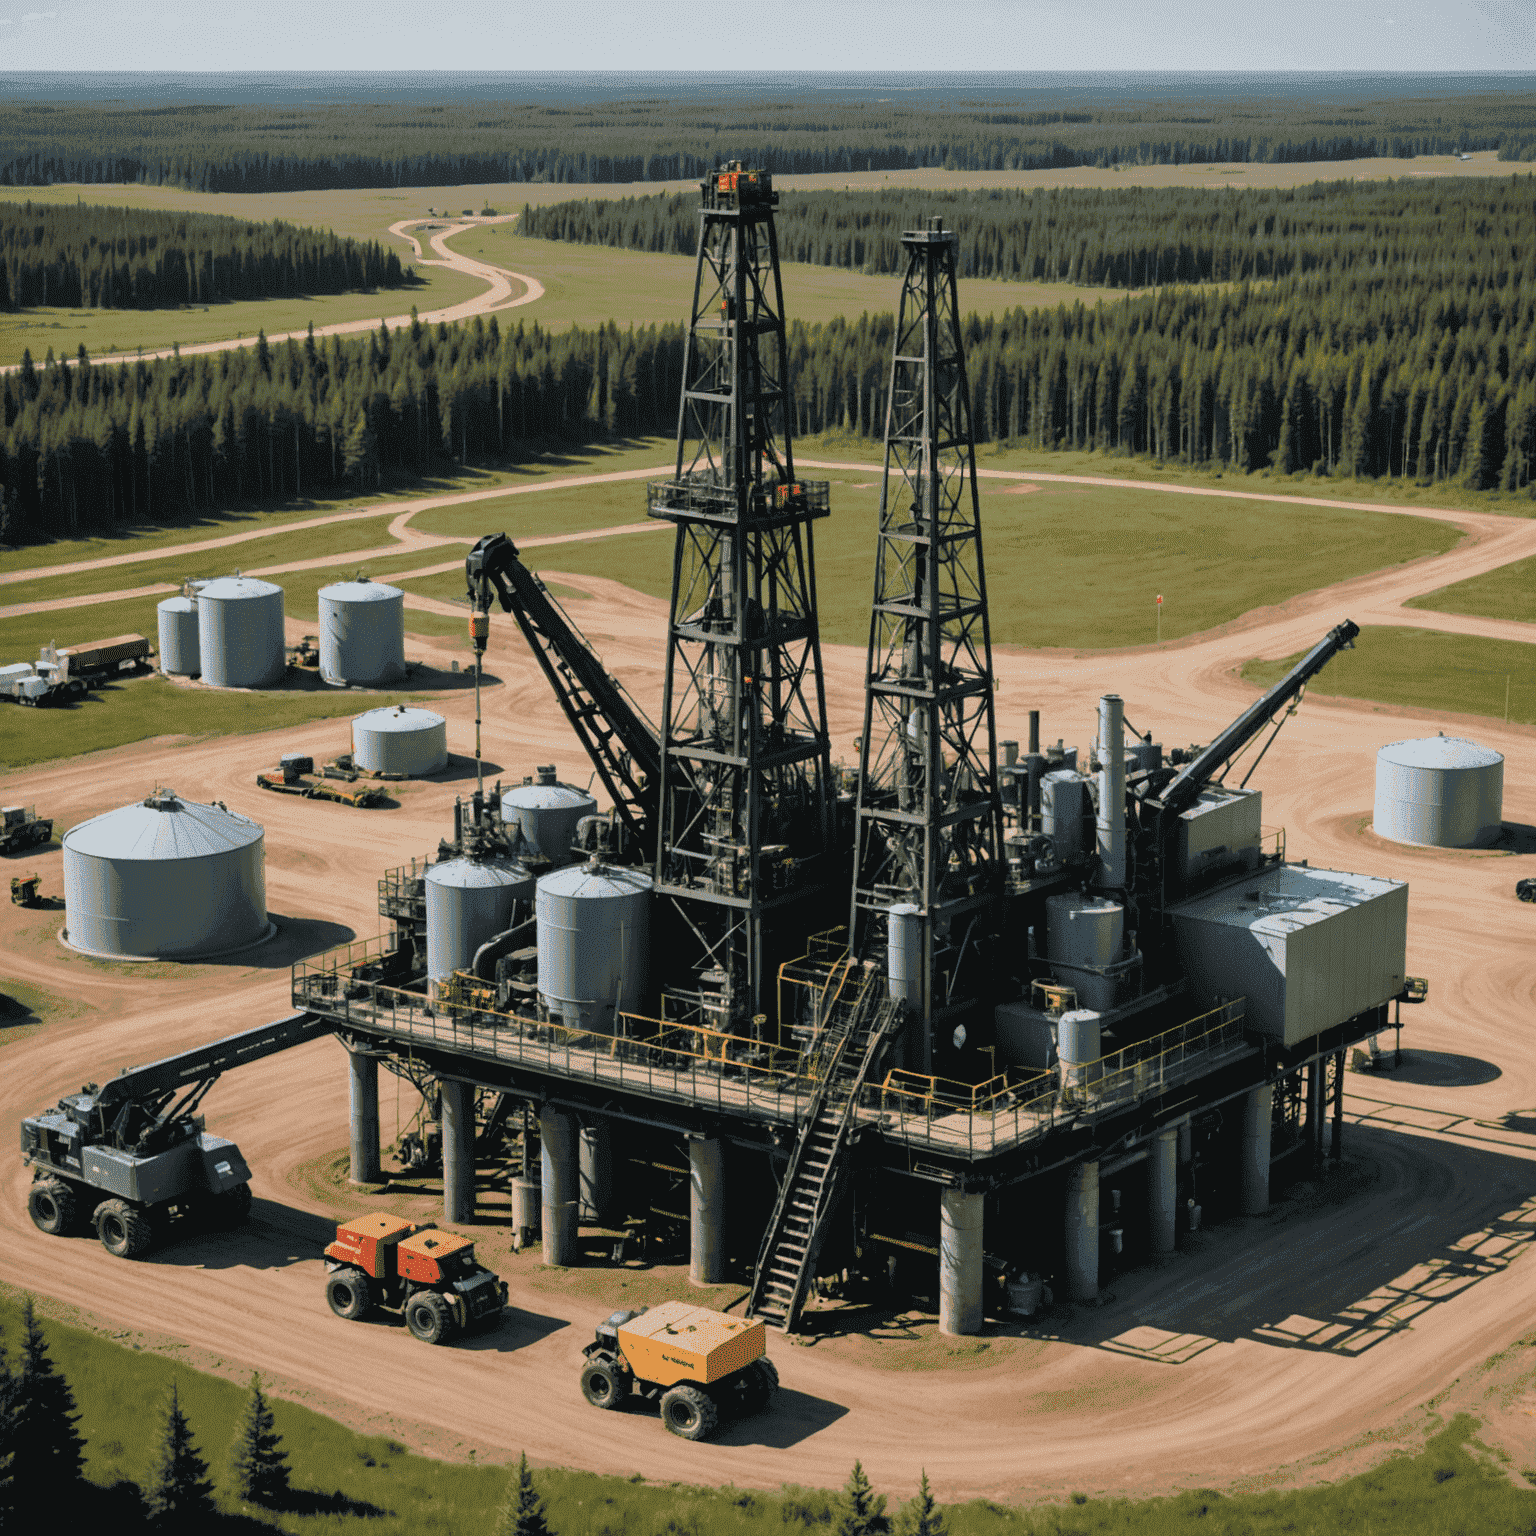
top-left (688, 1136), bottom-right (725, 1286)
top-left (1241, 1084), bottom-right (1273, 1216)
top-left (1177, 1119), bottom-right (1193, 1168)
top-left (540, 1106), bottom-right (578, 1266)
top-left (1149, 1127), bottom-right (1179, 1255)
top-left (440, 1079), bottom-right (474, 1223)
top-left (1065, 1159), bottom-right (1100, 1302)
top-left (579, 1119), bottom-right (612, 1224)
top-left (347, 1049), bottom-right (380, 1185)
top-left (1331, 1050), bottom-right (1345, 1163)
top-left (938, 1187), bottom-right (985, 1336)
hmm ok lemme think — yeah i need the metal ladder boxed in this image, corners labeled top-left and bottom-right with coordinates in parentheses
top-left (747, 962), bottom-right (902, 1333)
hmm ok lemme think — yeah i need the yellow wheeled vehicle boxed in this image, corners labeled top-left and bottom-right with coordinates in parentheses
top-left (579, 1300), bottom-right (778, 1441)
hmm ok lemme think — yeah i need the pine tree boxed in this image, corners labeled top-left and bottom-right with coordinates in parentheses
top-left (495, 1451), bottom-right (551, 1536)
top-left (0, 1330), bottom-right (18, 1526)
top-left (837, 1460), bottom-right (888, 1536)
top-left (10, 1295), bottom-right (84, 1507)
top-left (146, 1381), bottom-right (216, 1531)
top-left (229, 1371), bottom-right (289, 1505)
top-left (897, 1470), bottom-right (946, 1536)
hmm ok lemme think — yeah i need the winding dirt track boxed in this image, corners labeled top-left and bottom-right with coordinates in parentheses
top-left (0, 477), bottom-right (1533, 1502)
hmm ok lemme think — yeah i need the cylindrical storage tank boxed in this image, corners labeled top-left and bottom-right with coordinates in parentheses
top-left (1046, 894), bottom-right (1124, 971)
top-left (157, 595), bottom-right (200, 676)
top-left (196, 576), bottom-right (284, 688)
top-left (535, 861), bottom-right (652, 1034)
top-left (319, 578), bottom-right (406, 687)
top-left (352, 705), bottom-right (448, 777)
top-left (1057, 1009), bottom-right (1103, 1096)
top-left (1041, 772), bottom-right (1088, 859)
top-left (502, 767), bottom-right (598, 867)
top-left (1373, 736), bottom-right (1504, 848)
top-left (61, 789), bottom-right (271, 960)
top-left (424, 857), bottom-right (533, 982)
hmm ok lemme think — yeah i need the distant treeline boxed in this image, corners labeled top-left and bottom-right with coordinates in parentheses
top-left (1, 93), bottom-right (1534, 193)
top-left (521, 177), bottom-right (1536, 287)
top-left (0, 202), bottom-right (410, 312)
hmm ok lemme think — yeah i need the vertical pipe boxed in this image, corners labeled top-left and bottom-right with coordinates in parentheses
top-left (1307, 1060), bottom-right (1326, 1166)
top-left (347, 1049), bottom-right (380, 1186)
top-left (1064, 1160), bottom-right (1100, 1302)
top-left (579, 1119), bottom-right (612, 1223)
top-left (1149, 1127), bottom-right (1178, 1255)
top-left (689, 1136), bottom-right (725, 1286)
top-left (440, 1079), bottom-right (474, 1224)
top-left (1241, 1085), bottom-right (1272, 1216)
top-left (887, 902), bottom-right (925, 1072)
top-left (938, 1187), bottom-right (984, 1336)
top-left (1028, 709), bottom-right (1040, 756)
top-left (540, 1106), bottom-right (578, 1266)
top-left (1331, 1050), bottom-right (1344, 1163)
top-left (1096, 693), bottom-right (1126, 888)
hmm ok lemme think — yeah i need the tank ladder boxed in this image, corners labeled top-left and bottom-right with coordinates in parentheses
top-left (747, 962), bottom-right (902, 1333)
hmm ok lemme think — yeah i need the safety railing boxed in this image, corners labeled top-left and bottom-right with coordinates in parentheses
top-left (1260, 826), bottom-right (1287, 865)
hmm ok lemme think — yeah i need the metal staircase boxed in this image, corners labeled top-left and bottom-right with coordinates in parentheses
top-left (747, 961), bottom-right (902, 1332)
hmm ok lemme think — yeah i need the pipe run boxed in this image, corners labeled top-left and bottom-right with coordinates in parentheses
top-left (1096, 693), bottom-right (1127, 888)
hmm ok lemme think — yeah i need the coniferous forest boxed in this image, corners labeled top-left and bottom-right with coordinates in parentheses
top-left (0, 202), bottom-right (411, 312)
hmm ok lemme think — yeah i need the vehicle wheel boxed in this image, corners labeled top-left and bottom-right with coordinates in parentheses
top-left (580, 1357), bottom-right (630, 1410)
top-left (660, 1383), bottom-right (719, 1442)
top-left (28, 1178), bottom-right (76, 1236)
top-left (405, 1291), bottom-right (455, 1345)
top-left (208, 1183), bottom-right (253, 1230)
top-left (325, 1268), bottom-right (374, 1321)
top-left (757, 1358), bottom-right (779, 1395)
top-left (94, 1199), bottom-right (153, 1259)
top-left (744, 1359), bottom-right (778, 1413)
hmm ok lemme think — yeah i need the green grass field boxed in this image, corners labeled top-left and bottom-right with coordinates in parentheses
top-left (409, 477), bottom-right (662, 542)
top-left (1408, 552), bottom-right (1536, 624)
top-left (1243, 627), bottom-right (1536, 727)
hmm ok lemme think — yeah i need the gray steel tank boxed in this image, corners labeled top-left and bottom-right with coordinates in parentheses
top-left (196, 575), bottom-right (285, 688)
top-left (1374, 735), bottom-right (1504, 848)
top-left (535, 860), bottom-right (652, 1034)
top-left (425, 856), bottom-right (533, 982)
top-left (502, 766), bottom-right (598, 866)
top-left (1041, 771), bottom-right (1089, 860)
top-left (352, 705), bottom-right (448, 777)
top-left (318, 578), bottom-right (406, 687)
top-left (157, 594), bottom-right (200, 676)
top-left (61, 788), bottom-right (271, 960)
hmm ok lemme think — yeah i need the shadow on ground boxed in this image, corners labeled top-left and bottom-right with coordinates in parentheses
top-left (1386, 1050), bottom-right (1503, 1087)
top-left (209, 916), bottom-right (354, 969)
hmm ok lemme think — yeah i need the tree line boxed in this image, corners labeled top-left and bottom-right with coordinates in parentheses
top-left (0, 201), bottom-right (411, 312)
top-left (1, 90), bottom-right (1533, 193)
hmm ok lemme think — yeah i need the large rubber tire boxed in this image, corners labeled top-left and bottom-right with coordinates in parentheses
top-left (580, 1358), bottom-right (630, 1410)
top-left (94, 1198), bottom-right (154, 1259)
top-left (660, 1384), bottom-right (719, 1442)
top-left (28, 1178), bottom-right (76, 1236)
top-left (405, 1291), bottom-right (455, 1345)
top-left (325, 1269), bottom-right (374, 1321)
top-left (741, 1358), bottom-right (778, 1415)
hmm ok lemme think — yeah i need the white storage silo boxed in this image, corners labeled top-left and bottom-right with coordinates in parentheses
top-left (1374, 735), bottom-right (1504, 849)
top-left (319, 578), bottom-right (406, 687)
top-left (197, 576), bottom-right (285, 688)
top-left (424, 857), bottom-right (534, 982)
top-left (1046, 893), bottom-right (1128, 1012)
top-left (157, 594), bottom-right (200, 676)
top-left (535, 861), bottom-right (652, 1034)
top-left (352, 705), bottom-right (448, 777)
top-left (61, 789), bottom-right (271, 960)
top-left (502, 766), bottom-right (598, 867)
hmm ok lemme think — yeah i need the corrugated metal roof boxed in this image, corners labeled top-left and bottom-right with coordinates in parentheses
top-left (320, 580), bottom-right (404, 604)
top-left (197, 575), bottom-right (282, 601)
top-left (1172, 864), bottom-right (1404, 936)
top-left (64, 793), bottom-right (264, 861)
top-left (157, 595), bottom-right (196, 614)
top-left (537, 863), bottom-right (653, 900)
top-left (426, 856), bottom-right (530, 890)
top-left (504, 782), bottom-right (593, 810)
top-left (354, 705), bottom-right (445, 734)
top-left (1378, 736), bottom-right (1503, 771)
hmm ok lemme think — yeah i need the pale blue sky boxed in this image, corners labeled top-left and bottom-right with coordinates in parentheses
top-left (0, 0), bottom-right (1531, 73)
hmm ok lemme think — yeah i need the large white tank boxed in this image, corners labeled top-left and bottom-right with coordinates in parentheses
top-left (196, 575), bottom-right (285, 688)
top-left (1374, 735), bottom-right (1504, 849)
top-left (1046, 894), bottom-right (1126, 1011)
top-left (156, 595), bottom-right (200, 676)
top-left (535, 861), bottom-right (652, 1034)
top-left (352, 705), bottom-right (447, 777)
top-left (424, 857), bottom-right (533, 982)
top-left (503, 766), bottom-right (598, 866)
top-left (319, 578), bottom-right (406, 687)
top-left (61, 789), bottom-right (271, 960)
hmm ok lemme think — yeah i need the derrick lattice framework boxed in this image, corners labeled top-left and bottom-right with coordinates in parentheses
top-left (647, 164), bottom-right (835, 1033)
top-left (851, 219), bottom-right (1005, 1060)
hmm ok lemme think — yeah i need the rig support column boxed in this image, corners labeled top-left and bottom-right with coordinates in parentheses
top-left (347, 1048), bottom-right (380, 1186)
top-left (689, 1136), bottom-right (725, 1286)
top-left (1307, 1059), bottom-right (1326, 1166)
top-left (540, 1106), bottom-right (578, 1266)
top-left (1150, 1126), bottom-right (1179, 1255)
top-left (579, 1118), bottom-right (612, 1224)
top-left (440, 1079), bottom-right (474, 1224)
top-left (1331, 1049), bottom-right (1345, 1163)
top-left (1240, 1084), bottom-right (1272, 1216)
top-left (938, 1187), bottom-right (984, 1336)
top-left (1065, 1159), bottom-right (1100, 1302)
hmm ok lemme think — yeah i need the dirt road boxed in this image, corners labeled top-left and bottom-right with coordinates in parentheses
top-left (0, 477), bottom-right (1533, 1502)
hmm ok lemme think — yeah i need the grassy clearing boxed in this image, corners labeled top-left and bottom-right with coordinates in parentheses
top-left (1408, 552), bottom-right (1536, 624)
top-left (409, 475), bottom-right (664, 542)
top-left (1243, 627), bottom-right (1536, 727)
top-left (0, 593), bottom-right (168, 661)
top-left (3, 1287), bottom-right (1534, 1536)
